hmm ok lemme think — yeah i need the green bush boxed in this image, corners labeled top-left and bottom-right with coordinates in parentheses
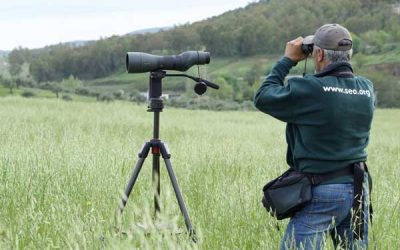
top-left (86, 91), bottom-right (100, 100)
top-left (98, 93), bottom-right (114, 102)
top-left (166, 96), bottom-right (256, 111)
top-left (360, 69), bottom-right (400, 108)
top-left (113, 89), bottom-right (125, 99)
top-left (129, 90), bottom-right (147, 103)
top-left (75, 87), bottom-right (90, 96)
top-left (62, 95), bottom-right (73, 101)
top-left (21, 90), bottom-right (36, 98)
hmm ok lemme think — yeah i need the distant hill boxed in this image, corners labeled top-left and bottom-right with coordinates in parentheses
top-left (126, 27), bottom-right (172, 36)
top-left (38, 27), bottom-right (170, 49)
top-left (61, 40), bottom-right (95, 48)
top-left (41, 27), bottom-right (172, 49)
top-left (0, 50), bottom-right (9, 57)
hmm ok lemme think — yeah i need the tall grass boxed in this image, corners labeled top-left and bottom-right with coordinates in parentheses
top-left (0, 97), bottom-right (399, 249)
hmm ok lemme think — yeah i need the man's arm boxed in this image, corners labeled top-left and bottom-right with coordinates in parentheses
top-left (253, 57), bottom-right (298, 122)
top-left (253, 37), bottom-right (318, 123)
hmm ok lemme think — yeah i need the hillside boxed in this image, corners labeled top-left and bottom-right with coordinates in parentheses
top-left (0, 57), bottom-right (9, 76)
top-left (2, 0), bottom-right (400, 107)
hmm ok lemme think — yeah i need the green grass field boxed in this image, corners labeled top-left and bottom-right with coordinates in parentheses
top-left (0, 97), bottom-right (399, 249)
top-left (0, 86), bottom-right (97, 103)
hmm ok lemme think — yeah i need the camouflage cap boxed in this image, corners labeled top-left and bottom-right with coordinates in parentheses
top-left (303, 24), bottom-right (352, 51)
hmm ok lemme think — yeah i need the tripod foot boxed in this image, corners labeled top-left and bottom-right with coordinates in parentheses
top-left (189, 228), bottom-right (198, 243)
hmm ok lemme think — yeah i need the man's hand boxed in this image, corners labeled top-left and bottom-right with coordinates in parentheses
top-left (284, 37), bottom-right (307, 63)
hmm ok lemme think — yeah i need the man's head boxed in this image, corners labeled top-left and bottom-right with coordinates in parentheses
top-left (303, 24), bottom-right (353, 72)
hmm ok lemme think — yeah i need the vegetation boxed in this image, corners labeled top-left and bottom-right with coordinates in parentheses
top-left (21, 90), bottom-right (36, 98)
top-left (9, 0), bottom-right (400, 78)
top-left (0, 97), bottom-right (399, 249)
top-left (1, 0), bottom-right (400, 108)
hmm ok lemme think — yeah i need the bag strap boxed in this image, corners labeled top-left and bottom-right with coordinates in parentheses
top-left (352, 162), bottom-right (373, 241)
top-left (352, 162), bottom-right (365, 239)
top-left (307, 165), bottom-right (353, 185)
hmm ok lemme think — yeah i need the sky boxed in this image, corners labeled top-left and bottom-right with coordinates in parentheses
top-left (0, 0), bottom-right (253, 51)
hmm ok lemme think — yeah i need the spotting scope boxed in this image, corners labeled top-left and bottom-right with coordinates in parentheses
top-left (126, 51), bottom-right (210, 73)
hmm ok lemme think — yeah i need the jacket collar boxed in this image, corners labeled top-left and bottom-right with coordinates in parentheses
top-left (314, 62), bottom-right (354, 78)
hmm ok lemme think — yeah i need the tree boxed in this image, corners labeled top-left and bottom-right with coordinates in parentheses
top-left (244, 63), bottom-right (263, 86)
top-left (60, 75), bottom-right (81, 90)
top-left (361, 70), bottom-right (400, 108)
top-left (8, 47), bottom-right (28, 76)
top-left (30, 57), bottom-right (56, 83)
top-left (37, 82), bottom-right (61, 98)
top-left (7, 48), bottom-right (30, 90)
top-left (51, 84), bottom-right (62, 98)
top-left (209, 77), bottom-right (233, 100)
top-left (197, 25), bottom-right (221, 55)
top-left (1, 77), bottom-right (16, 94)
top-left (167, 26), bottom-right (192, 53)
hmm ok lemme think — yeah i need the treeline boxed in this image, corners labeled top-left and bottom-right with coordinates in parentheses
top-left (7, 0), bottom-right (400, 83)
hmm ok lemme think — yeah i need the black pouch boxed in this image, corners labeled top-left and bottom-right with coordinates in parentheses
top-left (262, 169), bottom-right (312, 220)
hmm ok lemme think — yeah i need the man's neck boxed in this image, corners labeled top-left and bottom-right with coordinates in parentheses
top-left (315, 60), bottom-right (331, 74)
top-left (314, 61), bottom-right (354, 78)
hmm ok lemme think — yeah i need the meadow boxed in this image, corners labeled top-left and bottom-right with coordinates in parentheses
top-left (0, 96), bottom-right (399, 249)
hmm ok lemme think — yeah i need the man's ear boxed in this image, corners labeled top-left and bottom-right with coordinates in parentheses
top-left (317, 48), bottom-right (324, 62)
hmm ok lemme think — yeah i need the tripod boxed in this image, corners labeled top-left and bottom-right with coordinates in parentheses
top-left (118, 71), bottom-right (197, 238)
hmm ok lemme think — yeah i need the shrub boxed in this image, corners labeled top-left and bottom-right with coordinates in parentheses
top-left (129, 90), bottom-right (147, 103)
top-left (239, 100), bottom-right (257, 111)
top-left (89, 91), bottom-right (100, 98)
top-left (98, 93), bottom-right (114, 102)
top-left (62, 95), bottom-right (73, 101)
top-left (166, 96), bottom-right (255, 111)
top-left (21, 90), bottom-right (36, 98)
top-left (113, 89), bottom-right (125, 99)
top-left (75, 87), bottom-right (90, 96)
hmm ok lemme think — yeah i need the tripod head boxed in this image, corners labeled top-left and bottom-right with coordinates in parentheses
top-left (147, 70), bottom-right (219, 112)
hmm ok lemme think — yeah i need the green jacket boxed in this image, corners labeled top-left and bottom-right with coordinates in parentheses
top-left (254, 57), bottom-right (374, 183)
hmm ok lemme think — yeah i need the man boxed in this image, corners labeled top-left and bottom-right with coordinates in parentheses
top-left (254, 24), bottom-right (374, 249)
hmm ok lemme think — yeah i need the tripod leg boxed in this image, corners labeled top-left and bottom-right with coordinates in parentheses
top-left (152, 151), bottom-right (161, 214)
top-left (119, 143), bottom-right (151, 214)
top-left (159, 143), bottom-right (195, 237)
